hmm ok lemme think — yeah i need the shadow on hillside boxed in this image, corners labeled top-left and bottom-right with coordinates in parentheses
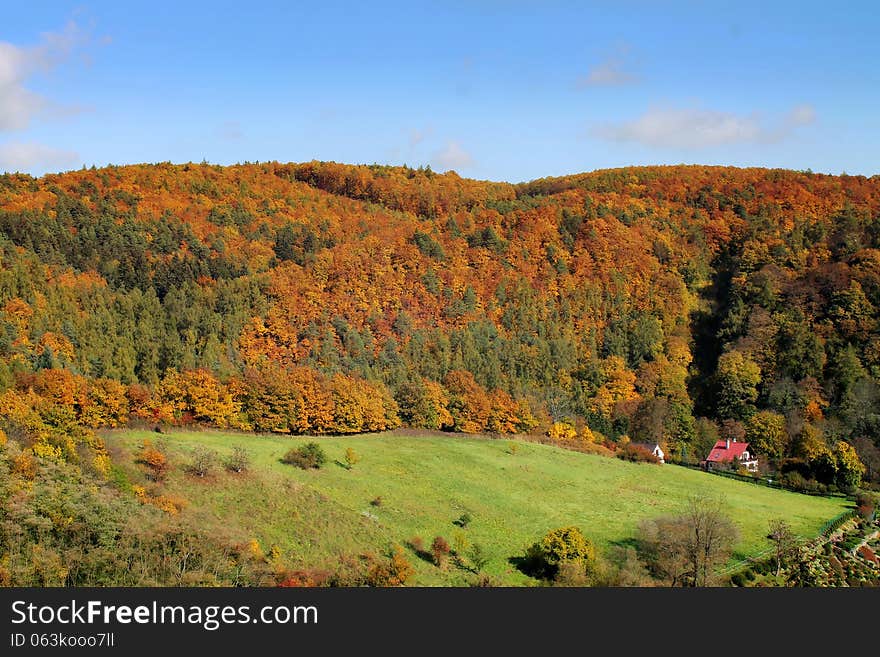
top-left (508, 554), bottom-right (548, 580)
top-left (405, 541), bottom-right (437, 566)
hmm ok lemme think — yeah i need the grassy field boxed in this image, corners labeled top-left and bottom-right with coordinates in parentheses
top-left (104, 428), bottom-right (850, 585)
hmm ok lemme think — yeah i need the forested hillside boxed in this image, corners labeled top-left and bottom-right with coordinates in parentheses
top-left (0, 162), bottom-right (878, 492)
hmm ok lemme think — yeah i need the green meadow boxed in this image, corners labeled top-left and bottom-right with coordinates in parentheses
top-left (104, 429), bottom-right (850, 585)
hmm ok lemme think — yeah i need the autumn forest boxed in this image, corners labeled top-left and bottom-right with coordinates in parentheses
top-left (1, 161), bottom-right (879, 585)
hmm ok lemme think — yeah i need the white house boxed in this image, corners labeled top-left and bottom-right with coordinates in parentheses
top-left (703, 439), bottom-right (758, 472)
top-left (630, 442), bottom-right (665, 463)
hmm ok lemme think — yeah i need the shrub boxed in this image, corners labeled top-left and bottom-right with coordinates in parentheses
top-left (277, 570), bottom-right (329, 587)
top-left (224, 446), bottom-right (251, 473)
top-left (431, 536), bottom-right (451, 568)
top-left (554, 559), bottom-right (591, 586)
top-left (408, 536), bottom-right (425, 553)
top-left (616, 444), bottom-right (661, 464)
top-left (526, 526), bottom-right (596, 579)
top-left (597, 546), bottom-right (653, 587)
top-left (343, 447), bottom-right (360, 470)
top-left (469, 543), bottom-right (490, 572)
top-left (855, 492), bottom-right (876, 520)
top-left (547, 421), bottom-right (577, 443)
top-left (187, 446), bottom-right (218, 477)
top-left (282, 442), bottom-right (326, 469)
top-left (388, 545), bottom-right (415, 585)
top-left (366, 546), bottom-right (414, 586)
top-left (135, 440), bottom-right (169, 482)
top-left (470, 574), bottom-right (500, 587)
top-left (454, 512), bottom-right (472, 528)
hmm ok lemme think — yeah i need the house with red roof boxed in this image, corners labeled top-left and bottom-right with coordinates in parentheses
top-left (703, 439), bottom-right (758, 472)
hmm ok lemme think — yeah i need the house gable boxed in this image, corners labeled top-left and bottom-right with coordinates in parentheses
top-left (704, 439), bottom-right (758, 472)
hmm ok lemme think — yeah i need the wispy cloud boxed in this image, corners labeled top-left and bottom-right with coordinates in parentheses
top-left (578, 57), bottom-right (638, 87)
top-left (0, 21), bottom-right (91, 132)
top-left (593, 103), bottom-right (816, 149)
top-left (788, 104), bottom-right (816, 126)
top-left (578, 46), bottom-right (639, 88)
top-left (0, 141), bottom-right (79, 172)
top-left (431, 141), bottom-right (474, 171)
top-left (409, 126), bottom-right (433, 149)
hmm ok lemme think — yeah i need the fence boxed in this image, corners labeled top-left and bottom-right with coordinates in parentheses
top-left (717, 547), bottom-right (775, 577)
top-left (817, 509), bottom-right (858, 538)
top-left (718, 509), bottom-right (859, 578)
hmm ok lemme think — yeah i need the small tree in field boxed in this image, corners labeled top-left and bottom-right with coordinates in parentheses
top-left (282, 442), bottom-right (326, 469)
top-left (469, 543), bottom-right (490, 573)
top-left (187, 446), bottom-right (218, 478)
top-left (136, 440), bottom-right (169, 482)
top-left (767, 519), bottom-right (799, 576)
top-left (638, 496), bottom-right (738, 586)
top-left (431, 536), bottom-right (451, 569)
top-left (344, 447), bottom-right (361, 470)
top-left (388, 545), bottom-right (414, 585)
top-left (454, 512), bottom-right (472, 528)
top-left (225, 446), bottom-right (251, 473)
top-left (366, 545), bottom-right (414, 586)
top-left (452, 530), bottom-right (470, 565)
top-left (526, 526), bottom-right (596, 580)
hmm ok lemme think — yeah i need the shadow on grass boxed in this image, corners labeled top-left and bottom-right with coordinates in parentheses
top-left (508, 554), bottom-right (549, 580)
top-left (276, 458), bottom-right (321, 470)
top-left (405, 540), bottom-right (436, 566)
top-left (452, 513), bottom-right (472, 528)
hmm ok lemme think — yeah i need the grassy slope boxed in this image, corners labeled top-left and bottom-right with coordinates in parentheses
top-left (104, 429), bottom-right (850, 585)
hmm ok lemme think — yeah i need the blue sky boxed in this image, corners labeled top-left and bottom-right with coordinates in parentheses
top-left (1, 1), bottom-right (877, 181)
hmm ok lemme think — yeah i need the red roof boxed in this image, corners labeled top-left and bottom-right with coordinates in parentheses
top-left (706, 440), bottom-right (752, 463)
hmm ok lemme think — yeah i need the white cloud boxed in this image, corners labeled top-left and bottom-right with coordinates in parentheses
top-left (0, 21), bottom-right (88, 132)
top-left (409, 126), bottom-right (433, 148)
top-left (431, 141), bottom-right (474, 171)
top-left (578, 58), bottom-right (638, 87)
top-left (0, 79), bottom-right (45, 132)
top-left (0, 141), bottom-right (79, 173)
top-left (788, 104), bottom-right (816, 126)
top-left (594, 104), bottom-right (816, 149)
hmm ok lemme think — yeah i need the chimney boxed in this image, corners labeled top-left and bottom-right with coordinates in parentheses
top-left (726, 439), bottom-right (731, 449)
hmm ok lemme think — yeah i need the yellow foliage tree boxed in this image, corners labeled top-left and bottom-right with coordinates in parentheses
top-left (289, 367), bottom-right (335, 434)
top-left (443, 370), bottom-right (491, 434)
top-left (81, 378), bottom-right (130, 428)
top-left (424, 380), bottom-right (454, 430)
top-left (589, 356), bottom-right (640, 420)
top-left (547, 421), bottom-right (578, 443)
top-left (157, 369), bottom-right (239, 427)
top-left (486, 389), bottom-right (520, 434)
